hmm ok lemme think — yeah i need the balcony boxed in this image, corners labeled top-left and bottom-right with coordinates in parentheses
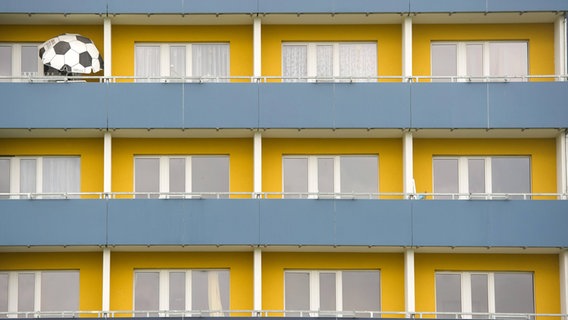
top-left (1, 79), bottom-right (567, 130)
top-left (1, 194), bottom-right (567, 248)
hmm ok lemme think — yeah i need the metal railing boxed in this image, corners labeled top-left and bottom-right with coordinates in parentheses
top-left (0, 192), bottom-right (566, 200)
top-left (1, 74), bottom-right (567, 84)
top-left (0, 310), bottom-right (566, 319)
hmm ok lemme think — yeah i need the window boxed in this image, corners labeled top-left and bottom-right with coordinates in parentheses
top-left (282, 155), bottom-right (378, 198)
top-left (0, 157), bottom-right (81, 198)
top-left (0, 271), bottom-right (79, 318)
top-left (134, 270), bottom-right (229, 317)
top-left (431, 41), bottom-right (528, 81)
top-left (135, 43), bottom-right (229, 82)
top-left (432, 156), bottom-right (530, 199)
top-left (134, 156), bottom-right (229, 198)
top-left (436, 272), bottom-right (534, 319)
top-left (282, 42), bottom-right (377, 82)
top-left (284, 270), bottom-right (380, 317)
top-left (0, 44), bottom-right (43, 81)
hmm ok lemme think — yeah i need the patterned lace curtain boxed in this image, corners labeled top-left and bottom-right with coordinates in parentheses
top-left (339, 43), bottom-right (377, 81)
top-left (282, 45), bottom-right (307, 82)
top-left (192, 44), bottom-right (229, 81)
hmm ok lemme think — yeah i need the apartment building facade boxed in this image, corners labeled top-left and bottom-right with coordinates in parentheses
top-left (1, 0), bottom-right (568, 319)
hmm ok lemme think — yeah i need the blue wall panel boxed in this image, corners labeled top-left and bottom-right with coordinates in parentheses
top-left (410, 0), bottom-right (485, 13)
top-left (0, 0), bottom-right (106, 13)
top-left (184, 84), bottom-right (259, 129)
top-left (107, 83), bottom-right (184, 129)
top-left (487, 0), bottom-right (568, 12)
top-left (488, 82), bottom-right (568, 128)
top-left (259, 200), bottom-right (336, 245)
top-left (0, 200), bottom-right (107, 246)
top-left (411, 83), bottom-right (488, 128)
top-left (0, 83), bottom-right (107, 129)
top-left (334, 200), bottom-right (412, 246)
top-left (108, 0), bottom-right (183, 14)
top-left (258, 83), bottom-right (335, 128)
top-left (333, 0), bottom-right (409, 13)
top-left (258, 0), bottom-right (333, 13)
top-left (334, 83), bottom-right (411, 128)
top-left (184, 0), bottom-right (258, 14)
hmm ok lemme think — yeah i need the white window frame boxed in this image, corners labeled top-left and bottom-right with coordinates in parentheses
top-left (282, 155), bottom-right (379, 199)
top-left (133, 155), bottom-right (229, 198)
top-left (134, 43), bottom-right (230, 82)
top-left (0, 271), bottom-right (79, 318)
top-left (0, 43), bottom-right (44, 81)
top-left (284, 270), bottom-right (381, 317)
top-left (133, 269), bottom-right (229, 316)
top-left (282, 42), bottom-right (377, 82)
top-left (432, 156), bottom-right (531, 199)
top-left (435, 271), bottom-right (534, 319)
top-left (0, 156), bottom-right (81, 198)
top-left (431, 41), bottom-right (528, 82)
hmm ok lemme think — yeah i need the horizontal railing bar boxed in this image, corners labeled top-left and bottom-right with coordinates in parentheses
top-left (0, 192), bottom-right (566, 200)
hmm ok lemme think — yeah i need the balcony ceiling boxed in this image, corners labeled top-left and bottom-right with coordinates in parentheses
top-left (0, 11), bottom-right (562, 25)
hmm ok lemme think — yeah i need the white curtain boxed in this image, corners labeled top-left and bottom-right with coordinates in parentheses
top-left (192, 44), bottom-right (229, 81)
top-left (42, 157), bottom-right (80, 195)
top-left (207, 271), bottom-right (223, 316)
top-left (169, 46), bottom-right (186, 78)
top-left (489, 42), bottom-right (527, 81)
top-left (21, 45), bottom-right (39, 76)
top-left (282, 45), bottom-right (307, 82)
top-left (316, 45), bottom-right (333, 79)
top-left (339, 43), bottom-right (376, 81)
top-left (135, 46), bottom-right (161, 81)
top-left (20, 159), bottom-right (36, 194)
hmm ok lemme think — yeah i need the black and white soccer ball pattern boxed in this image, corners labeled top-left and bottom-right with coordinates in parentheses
top-left (39, 33), bottom-right (104, 74)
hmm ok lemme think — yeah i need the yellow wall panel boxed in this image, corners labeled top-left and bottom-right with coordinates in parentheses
top-left (413, 139), bottom-right (557, 195)
top-left (262, 252), bottom-right (405, 313)
top-left (262, 25), bottom-right (402, 79)
top-left (413, 24), bottom-right (554, 78)
top-left (112, 25), bottom-right (253, 79)
top-left (0, 138), bottom-right (104, 193)
top-left (415, 253), bottom-right (560, 314)
top-left (262, 139), bottom-right (402, 196)
top-left (112, 138), bottom-right (253, 194)
top-left (0, 252), bottom-right (103, 312)
top-left (110, 252), bottom-right (253, 313)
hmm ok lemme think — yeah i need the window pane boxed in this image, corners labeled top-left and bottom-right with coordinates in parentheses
top-left (135, 158), bottom-right (160, 199)
top-left (20, 159), bottom-right (36, 194)
top-left (169, 272), bottom-right (185, 311)
top-left (135, 46), bottom-right (160, 81)
top-left (42, 157), bottom-right (80, 195)
top-left (169, 46), bottom-right (186, 78)
top-left (0, 46), bottom-right (12, 77)
top-left (319, 273), bottom-right (336, 311)
top-left (489, 42), bottom-right (527, 81)
top-left (169, 158), bottom-right (185, 193)
top-left (433, 158), bottom-right (459, 199)
top-left (340, 156), bottom-right (378, 198)
top-left (217, 271), bottom-right (230, 314)
top-left (282, 45), bottom-right (307, 82)
top-left (466, 44), bottom-right (483, 78)
top-left (316, 45), bottom-right (333, 78)
top-left (491, 157), bottom-right (530, 198)
top-left (0, 273), bottom-right (8, 316)
top-left (134, 272), bottom-right (159, 315)
top-left (471, 274), bottom-right (488, 316)
top-left (494, 273), bottom-right (534, 314)
top-left (343, 271), bottom-right (380, 317)
top-left (191, 156), bottom-right (229, 198)
top-left (41, 271), bottom-right (79, 313)
top-left (0, 159), bottom-right (10, 197)
top-left (21, 46), bottom-right (39, 76)
top-left (191, 270), bottom-right (209, 311)
top-left (468, 159), bottom-right (485, 194)
top-left (431, 44), bottom-right (457, 81)
top-left (317, 158), bottom-right (334, 195)
top-left (192, 44), bottom-right (229, 80)
top-left (285, 272), bottom-right (310, 315)
top-left (18, 273), bottom-right (35, 315)
top-left (338, 43), bottom-right (376, 81)
top-left (283, 158), bottom-right (308, 198)
top-left (436, 273), bottom-right (461, 313)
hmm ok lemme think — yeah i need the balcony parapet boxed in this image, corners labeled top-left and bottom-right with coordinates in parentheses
top-left (1, 77), bottom-right (567, 130)
top-left (1, 193), bottom-right (567, 248)
top-left (1, 0), bottom-right (567, 15)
